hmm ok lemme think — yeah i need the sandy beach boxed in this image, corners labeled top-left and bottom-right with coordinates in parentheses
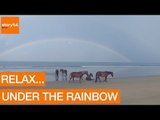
top-left (46, 76), bottom-right (160, 105)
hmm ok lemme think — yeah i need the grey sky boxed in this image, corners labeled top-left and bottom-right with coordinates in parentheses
top-left (0, 15), bottom-right (160, 62)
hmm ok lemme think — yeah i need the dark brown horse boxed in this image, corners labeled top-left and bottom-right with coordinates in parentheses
top-left (69, 71), bottom-right (88, 83)
top-left (60, 69), bottom-right (67, 81)
top-left (86, 73), bottom-right (94, 81)
top-left (95, 71), bottom-right (114, 82)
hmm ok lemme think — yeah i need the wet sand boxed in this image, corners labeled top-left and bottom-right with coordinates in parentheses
top-left (46, 76), bottom-right (160, 105)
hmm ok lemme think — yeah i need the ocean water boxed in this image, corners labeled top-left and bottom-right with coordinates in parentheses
top-left (0, 61), bottom-right (160, 81)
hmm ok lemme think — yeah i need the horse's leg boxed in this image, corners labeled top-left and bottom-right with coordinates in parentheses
top-left (99, 77), bottom-right (101, 82)
top-left (63, 73), bottom-right (65, 81)
top-left (79, 77), bottom-right (82, 83)
top-left (96, 76), bottom-right (101, 82)
top-left (104, 76), bottom-right (107, 82)
top-left (65, 74), bottom-right (67, 81)
top-left (65, 72), bottom-right (67, 81)
top-left (55, 74), bottom-right (57, 81)
top-left (69, 76), bottom-right (72, 83)
top-left (69, 76), bottom-right (74, 83)
top-left (62, 74), bottom-right (64, 81)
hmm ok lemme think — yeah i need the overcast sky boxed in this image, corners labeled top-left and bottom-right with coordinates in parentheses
top-left (0, 15), bottom-right (160, 62)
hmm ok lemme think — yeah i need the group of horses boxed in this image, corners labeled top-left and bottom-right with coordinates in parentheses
top-left (56, 69), bottom-right (114, 83)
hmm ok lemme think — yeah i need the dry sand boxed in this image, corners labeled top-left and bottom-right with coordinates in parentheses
top-left (46, 76), bottom-right (160, 105)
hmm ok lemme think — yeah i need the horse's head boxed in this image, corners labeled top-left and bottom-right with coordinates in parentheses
top-left (110, 72), bottom-right (114, 77)
top-left (85, 71), bottom-right (88, 75)
top-left (90, 73), bottom-right (93, 77)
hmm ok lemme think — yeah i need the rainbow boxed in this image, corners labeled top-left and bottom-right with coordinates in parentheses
top-left (0, 38), bottom-right (131, 62)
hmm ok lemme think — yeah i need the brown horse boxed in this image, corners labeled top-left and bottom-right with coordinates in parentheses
top-left (69, 71), bottom-right (88, 83)
top-left (95, 71), bottom-right (114, 82)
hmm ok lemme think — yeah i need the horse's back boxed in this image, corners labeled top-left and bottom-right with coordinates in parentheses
top-left (96, 71), bottom-right (104, 74)
top-left (70, 71), bottom-right (85, 78)
top-left (96, 71), bottom-right (102, 76)
top-left (96, 71), bottom-right (111, 76)
top-left (70, 72), bottom-right (80, 75)
top-left (70, 72), bottom-right (76, 76)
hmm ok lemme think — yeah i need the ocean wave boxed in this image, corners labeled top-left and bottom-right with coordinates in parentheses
top-left (81, 66), bottom-right (108, 68)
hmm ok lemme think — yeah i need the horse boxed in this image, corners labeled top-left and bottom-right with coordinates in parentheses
top-left (86, 73), bottom-right (94, 81)
top-left (60, 69), bottom-right (67, 81)
top-left (95, 71), bottom-right (114, 82)
top-left (69, 71), bottom-right (88, 83)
